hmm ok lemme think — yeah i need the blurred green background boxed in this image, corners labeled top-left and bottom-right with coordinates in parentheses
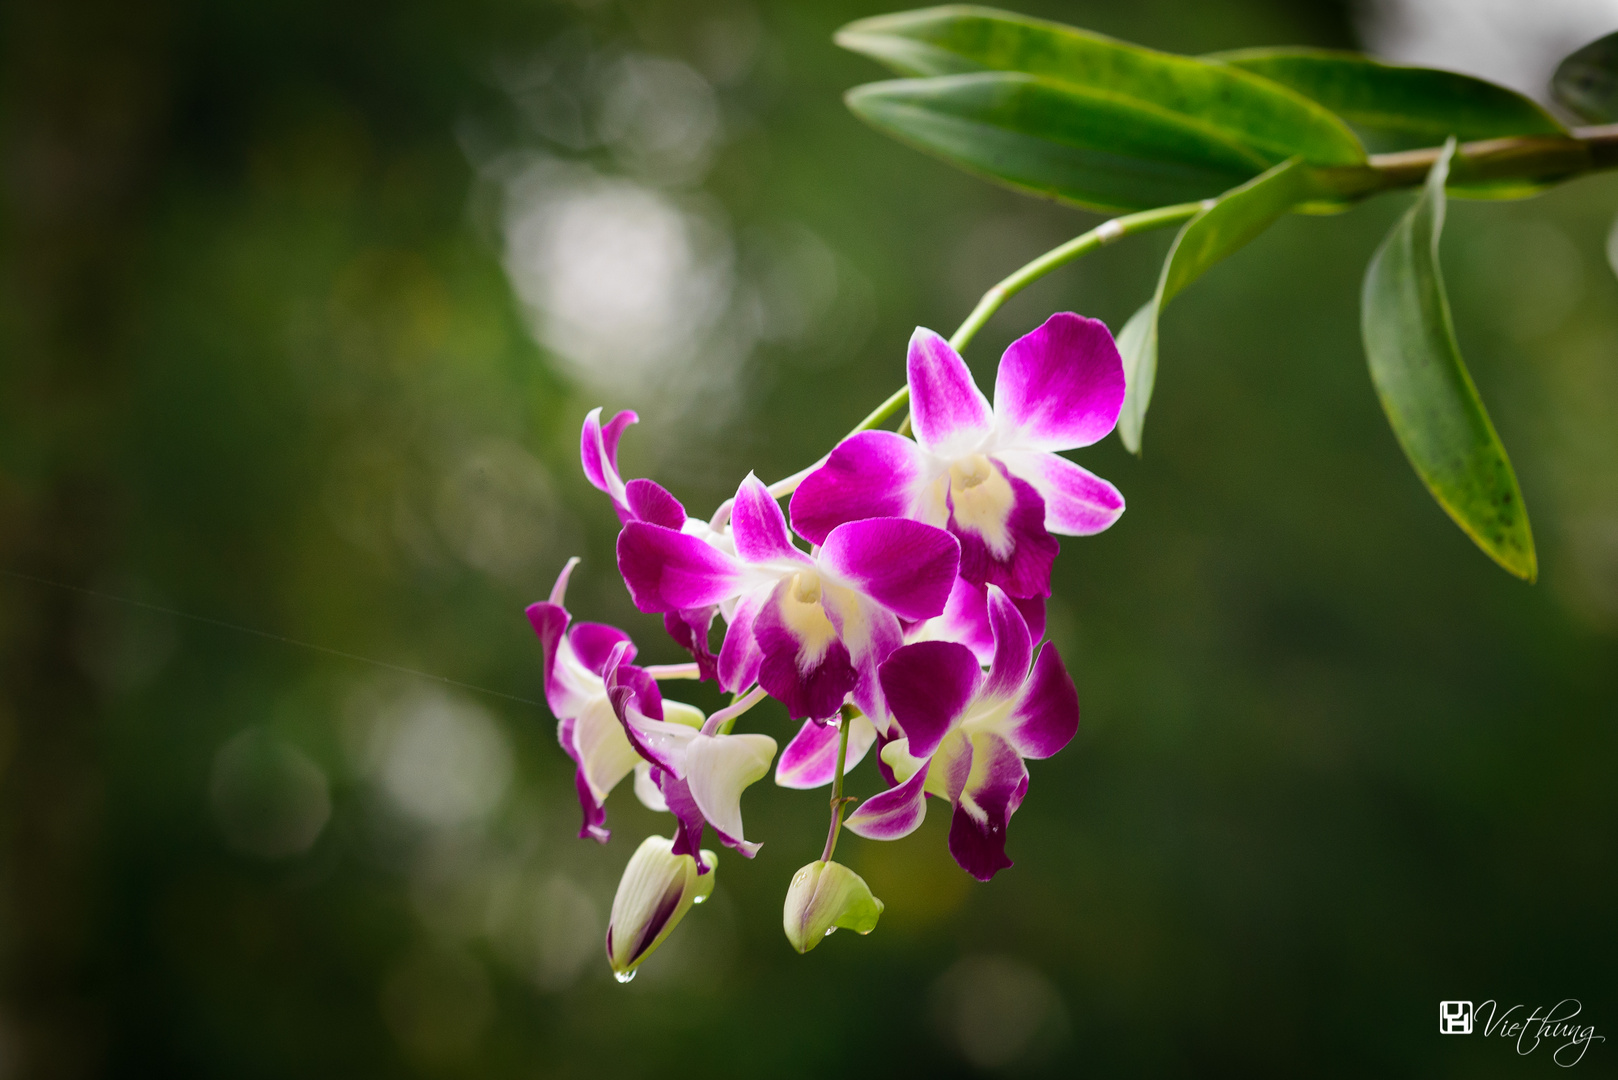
top-left (3, 0), bottom-right (1616, 1075)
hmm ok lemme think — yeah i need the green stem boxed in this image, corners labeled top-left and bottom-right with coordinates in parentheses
top-left (840, 200), bottom-right (1205, 442)
top-left (820, 707), bottom-right (854, 863)
top-left (1323, 122), bottom-right (1618, 200)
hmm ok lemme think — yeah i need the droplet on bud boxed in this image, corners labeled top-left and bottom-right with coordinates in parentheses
top-left (606, 835), bottom-right (718, 980)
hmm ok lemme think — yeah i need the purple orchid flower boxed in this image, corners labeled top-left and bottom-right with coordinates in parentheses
top-left (844, 584), bottom-right (1080, 881)
top-left (526, 558), bottom-right (681, 843)
top-left (790, 312), bottom-right (1126, 599)
top-left (605, 643), bottom-right (777, 865)
top-left (617, 472), bottom-right (960, 724)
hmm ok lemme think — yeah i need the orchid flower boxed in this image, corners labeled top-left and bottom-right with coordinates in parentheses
top-left (605, 642), bottom-right (777, 863)
top-left (617, 473), bottom-right (960, 724)
top-left (790, 313), bottom-right (1125, 599)
top-left (845, 585), bottom-right (1080, 881)
top-left (527, 558), bottom-right (698, 842)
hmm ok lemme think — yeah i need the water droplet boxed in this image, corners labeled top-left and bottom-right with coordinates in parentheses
top-left (692, 894), bottom-right (707, 905)
top-left (858, 928), bottom-right (873, 935)
top-left (614, 969), bottom-right (637, 984)
top-left (824, 927), bottom-right (837, 938)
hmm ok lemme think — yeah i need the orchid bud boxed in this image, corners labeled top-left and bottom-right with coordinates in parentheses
top-left (782, 860), bottom-right (883, 954)
top-left (607, 835), bottom-right (717, 982)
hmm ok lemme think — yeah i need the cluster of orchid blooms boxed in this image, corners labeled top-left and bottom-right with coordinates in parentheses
top-left (528, 312), bottom-right (1128, 979)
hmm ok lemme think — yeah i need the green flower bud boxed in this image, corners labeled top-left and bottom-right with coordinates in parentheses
top-left (782, 860), bottom-right (883, 954)
top-left (607, 835), bottom-right (717, 982)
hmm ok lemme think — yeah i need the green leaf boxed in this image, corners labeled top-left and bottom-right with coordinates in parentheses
top-left (846, 74), bottom-right (1274, 213)
top-left (1210, 48), bottom-right (1566, 152)
top-left (1553, 30), bottom-right (1618, 122)
top-left (1117, 157), bottom-right (1317, 452)
top-left (1361, 139), bottom-right (1535, 580)
top-left (836, 6), bottom-right (1366, 170)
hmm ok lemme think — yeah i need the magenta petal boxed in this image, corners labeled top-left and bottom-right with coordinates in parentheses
top-left (659, 770), bottom-right (710, 871)
top-left (774, 718), bottom-right (875, 789)
top-left (789, 431), bottom-right (930, 545)
top-left (948, 801), bottom-right (1012, 882)
top-left (617, 522), bottom-right (745, 612)
top-left (625, 478), bottom-right (687, 529)
top-left (1008, 643), bottom-right (1080, 760)
top-left (1015, 594), bottom-right (1047, 646)
top-left (817, 590), bottom-right (906, 724)
top-left (872, 727), bottom-right (900, 788)
top-left (993, 312), bottom-right (1124, 451)
top-left (908, 327), bottom-right (993, 456)
top-left (604, 645), bottom-right (683, 772)
top-left (756, 631), bottom-right (856, 722)
top-left (997, 450), bottom-right (1124, 536)
top-left (615, 662), bottom-right (664, 722)
top-left (717, 590), bottom-right (766, 694)
top-left (924, 577), bottom-right (994, 663)
top-left (664, 607), bottom-right (719, 682)
top-left (950, 463), bottom-right (1057, 599)
top-left (731, 473), bottom-right (807, 566)
top-left (982, 586), bottom-right (1032, 701)
top-left (844, 760), bottom-right (931, 841)
top-left (775, 719), bottom-right (841, 789)
top-left (948, 735), bottom-right (1028, 882)
top-left (847, 628), bottom-right (896, 724)
top-left (818, 517), bottom-right (960, 621)
top-left (526, 600), bottom-right (572, 714)
top-left (878, 641), bottom-right (980, 759)
top-left (573, 765), bottom-right (611, 843)
top-left (754, 582), bottom-right (857, 721)
top-left (581, 408), bottom-right (639, 519)
top-left (925, 577), bottom-right (1048, 664)
top-left (568, 622), bottom-right (635, 678)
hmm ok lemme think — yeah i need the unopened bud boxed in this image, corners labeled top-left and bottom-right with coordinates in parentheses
top-left (782, 860), bottom-right (883, 954)
top-left (607, 835), bottom-right (717, 981)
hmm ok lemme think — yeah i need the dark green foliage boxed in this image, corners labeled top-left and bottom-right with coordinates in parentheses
top-left (1554, 30), bottom-right (1618, 123)
top-left (1213, 47), bottom-right (1565, 152)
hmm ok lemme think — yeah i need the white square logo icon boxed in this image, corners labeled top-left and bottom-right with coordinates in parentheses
top-left (1440, 1001), bottom-right (1473, 1034)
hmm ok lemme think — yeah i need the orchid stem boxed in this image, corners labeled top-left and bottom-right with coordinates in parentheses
top-left (769, 200), bottom-right (1204, 498)
top-left (946, 200), bottom-right (1205, 355)
top-left (820, 706), bottom-right (855, 863)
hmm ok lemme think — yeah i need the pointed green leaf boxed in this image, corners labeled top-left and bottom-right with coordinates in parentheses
top-left (846, 74), bottom-right (1274, 213)
top-left (1553, 30), bottom-right (1618, 123)
top-left (1118, 158), bottom-right (1317, 452)
top-left (1361, 139), bottom-right (1535, 579)
top-left (1211, 48), bottom-right (1566, 152)
top-left (836, 6), bottom-right (1366, 170)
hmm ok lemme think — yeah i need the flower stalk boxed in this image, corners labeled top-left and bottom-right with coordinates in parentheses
top-left (820, 707), bottom-right (856, 863)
